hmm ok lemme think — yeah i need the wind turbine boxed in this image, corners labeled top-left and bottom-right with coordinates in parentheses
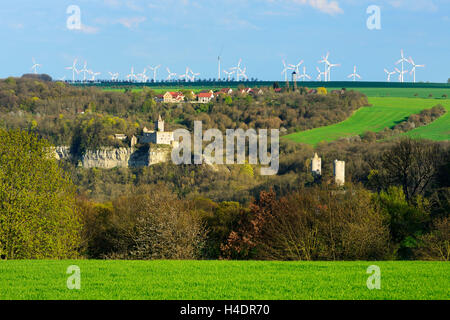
top-left (384, 68), bottom-right (397, 82)
top-left (395, 68), bottom-right (407, 82)
top-left (289, 60), bottom-right (304, 76)
top-left (166, 68), bottom-right (177, 81)
top-left (31, 58), bottom-right (42, 74)
top-left (408, 57), bottom-right (425, 83)
top-left (149, 65), bottom-right (160, 82)
top-left (223, 70), bottom-right (235, 81)
top-left (298, 66), bottom-right (311, 82)
top-left (65, 59), bottom-right (79, 82)
top-left (318, 52), bottom-right (330, 82)
top-left (396, 49), bottom-right (410, 83)
top-left (327, 63), bottom-right (341, 81)
top-left (126, 66), bottom-right (137, 82)
top-left (189, 68), bottom-right (200, 82)
top-left (239, 67), bottom-right (248, 80)
top-left (137, 68), bottom-right (148, 82)
top-left (281, 60), bottom-right (294, 82)
top-left (231, 59), bottom-right (245, 81)
top-left (316, 67), bottom-right (326, 81)
top-left (179, 67), bottom-right (191, 82)
top-left (217, 46), bottom-right (224, 81)
top-left (88, 70), bottom-right (101, 82)
top-left (108, 72), bottom-right (119, 81)
top-left (347, 66), bottom-right (361, 81)
top-left (79, 61), bottom-right (89, 82)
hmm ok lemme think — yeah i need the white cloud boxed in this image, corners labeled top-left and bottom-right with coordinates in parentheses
top-left (117, 17), bottom-right (147, 29)
top-left (79, 24), bottom-right (100, 34)
top-left (285, 0), bottom-right (344, 15)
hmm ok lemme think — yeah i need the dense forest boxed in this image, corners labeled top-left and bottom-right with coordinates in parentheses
top-left (0, 77), bottom-right (448, 262)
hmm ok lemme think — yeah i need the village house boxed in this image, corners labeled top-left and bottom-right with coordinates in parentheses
top-left (218, 88), bottom-right (233, 95)
top-left (238, 88), bottom-right (254, 95)
top-left (250, 88), bottom-right (263, 95)
top-left (197, 92), bottom-right (215, 103)
top-left (163, 91), bottom-right (185, 103)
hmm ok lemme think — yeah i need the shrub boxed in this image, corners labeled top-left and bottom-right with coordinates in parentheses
top-left (415, 217), bottom-right (449, 261)
top-left (94, 185), bottom-right (206, 260)
top-left (222, 185), bottom-right (390, 261)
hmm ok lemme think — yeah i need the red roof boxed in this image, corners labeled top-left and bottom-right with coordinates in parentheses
top-left (167, 92), bottom-right (184, 98)
top-left (198, 92), bottom-right (214, 98)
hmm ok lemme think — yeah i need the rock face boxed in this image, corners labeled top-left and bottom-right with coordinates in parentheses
top-left (53, 146), bottom-right (71, 161)
top-left (81, 148), bottom-right (134, 169)
top-left (54, 146), bottom-right (172, 169)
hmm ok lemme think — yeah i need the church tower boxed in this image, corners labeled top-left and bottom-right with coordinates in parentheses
top-left (155, 115), bottom-right (164, 132)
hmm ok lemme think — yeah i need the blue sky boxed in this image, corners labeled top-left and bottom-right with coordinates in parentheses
top-left (0, 0), bottom-right (449, 82)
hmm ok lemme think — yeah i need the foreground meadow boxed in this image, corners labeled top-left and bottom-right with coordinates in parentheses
top-left (0, 261), bottom-right (448, 300)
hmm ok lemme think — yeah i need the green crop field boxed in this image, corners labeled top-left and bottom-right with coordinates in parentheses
top-left (328, 87), bottom-right (450, 99)
top-left (285, 97), bottom-right (450, 145)
top-left (405, 106), bottom-right (450, 141)
top-left (0, 260), bottom-right (448, 300)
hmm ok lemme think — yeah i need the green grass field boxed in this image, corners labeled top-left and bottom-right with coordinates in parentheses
top-left (328, 87), bottom-right (450, 99)
top-left (285, 97), bottom-right (450, 145)
top-left (405, 105), bottom-right (450, 141)
top-left (0, 261), bottom-right (448, 300)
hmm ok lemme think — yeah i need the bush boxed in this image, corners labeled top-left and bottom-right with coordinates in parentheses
top-left (415, 217), bottom-right (449, 261)
top-left (222, 185), bottom-right (390, 261)
top-left (90, 185), bottom-right (206, 260)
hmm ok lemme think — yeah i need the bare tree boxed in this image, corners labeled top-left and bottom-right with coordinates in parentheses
top-left (379, 138), bottom-right (444, 201)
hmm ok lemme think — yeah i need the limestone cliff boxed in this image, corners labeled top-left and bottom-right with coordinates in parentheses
top-left (54, 146), bottom-right (172, 169)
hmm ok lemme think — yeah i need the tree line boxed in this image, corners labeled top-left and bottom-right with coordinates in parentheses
top-left (0, 129), bottom-right (448, 261)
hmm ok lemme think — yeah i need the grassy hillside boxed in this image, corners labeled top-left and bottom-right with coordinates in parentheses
top-left (285, 97), bottom-right (450, 145)
top-left (405, 105), bottom-right (450, 141)
top-left (0, 260), bottom-right (448, 300)
top-left (328, 87), bottom-right (450, 99)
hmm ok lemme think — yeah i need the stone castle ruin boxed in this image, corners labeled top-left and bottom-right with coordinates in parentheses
top-left (333, 160), bottom-right (345, 186)
top-left (139, 115), bottom-right (178, 147)
top-left (310, 154), bottom-right (345, 186)
top-left (311, 153), bottom-right (322, 176)
top-left (53, 116), bottom-right (177, 169)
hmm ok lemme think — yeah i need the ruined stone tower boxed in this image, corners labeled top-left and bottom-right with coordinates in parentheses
top-left (333, 160), bottom-right (345, 186)
top-left (155, 114), bottom-right (164, 132)
top-left (311, 153), bottom-right (322, 176)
